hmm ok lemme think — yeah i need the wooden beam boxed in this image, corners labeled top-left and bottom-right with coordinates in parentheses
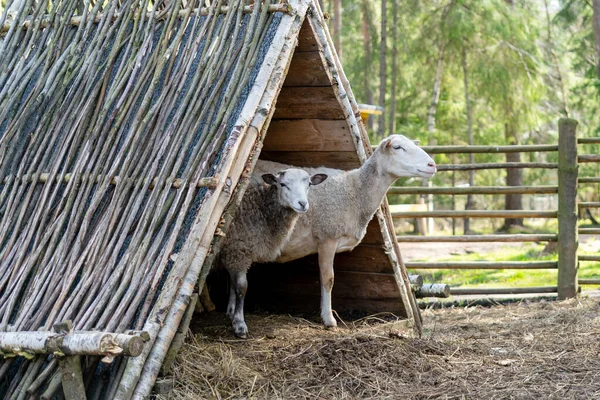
top-left (416, 284), bottom-right (450, 298)
top-left (450, 286), bottom-right (558, 295)
top-left (372, 144), bottom-right (559, 153)
top-left (283, 52), bottom-right (331, 86)
top-left (392, 210), bottom-right (558, 219)
top-left (579, 279), bottom-right (600, 285)
top-left (387, 185), bottom-right (558, 195)
top-left (263, 119), bottom-right (354, 151)
top-left (260, 150), bottom-right (359, 169)
top-left (580, 177), bottom-right (600, 183)
top-left (273, 87), bottom-right (346, 119)
top-left (1, 173), bottom-right (217, 189)
top-left (0, 330), bottom-right (144, 357)
top-left (397, 234), bottom-right (558, 242)
top-left (160, 293), bottom-right (198, 376)
top-left (557, 118), bottom-right (579, 299)
top-left (1, 4), bottom-right (292, 34)
top-left (578, 154), bottom-right (600, 163)
top-left (578, 255), bottom-right (600, 262)
top-left (577, 137), bottom-right (600, 144)
top-left (579, 228), bottom-right (600, 234)
top-left (295, 21), bottom-right (319, 52)
top-left (578, 202), bottom-right (600, 208)
top-left (58, 356), bottom-right (87, 400)
top-left (405, 261), bottom-right (558, 270)
top-left (437, 162), bottom-right (558, 171)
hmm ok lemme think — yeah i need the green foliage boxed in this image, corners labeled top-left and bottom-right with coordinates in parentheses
top-left (326, 0), bottom-right (600, 217)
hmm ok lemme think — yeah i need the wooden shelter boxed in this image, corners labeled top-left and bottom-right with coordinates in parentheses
top-left (0, 0), bottom-right (420, 397)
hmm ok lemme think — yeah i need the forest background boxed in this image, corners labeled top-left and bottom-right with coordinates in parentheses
top-left (323, 0), bottom-right (600, 235)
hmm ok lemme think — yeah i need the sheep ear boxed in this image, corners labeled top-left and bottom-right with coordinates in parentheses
top-left (381, 138), bottom-right (393, 150)
top-left (413, 140), bottom-right (420, 145)
top-left (261, 174), bottom-right (278, 186)
top-left (310, 174), bottom-right (328, 186)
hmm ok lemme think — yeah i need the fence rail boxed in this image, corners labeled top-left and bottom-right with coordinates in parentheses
top-left (579, 177), bottom-right (600, 183)
top-left (437, 162), bottom-right (557, 171)
top-left (391, 119), bottom-right (600, 299)
top-left (397, 234), bottom-right (558, 242)
top-left (578, 255), bottom-right (600, 262)
top-left (388, 185), bottom-right (558, 195)
top-left (579, 279), bottom-right (600, 285)
top-left (405, 261), bottom-right (558, 270)
top-left (450, 287), bottom-right (559, 295)
top-left (579, 228), bottom-right (600, 234)
top-left (392, 210), bottom-right (557, 219)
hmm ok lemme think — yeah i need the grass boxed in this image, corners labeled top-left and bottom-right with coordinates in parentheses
top-left (411, 237), bottom-right (600, 289)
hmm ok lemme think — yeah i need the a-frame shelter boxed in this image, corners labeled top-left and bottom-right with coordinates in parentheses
top-left (0, 0), bottom-right (420, 397)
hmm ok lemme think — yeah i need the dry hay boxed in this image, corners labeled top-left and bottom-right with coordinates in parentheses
top-left (163, 297), bottom-right (600, 399)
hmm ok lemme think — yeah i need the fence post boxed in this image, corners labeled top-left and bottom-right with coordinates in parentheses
top-left (557, 118), bottom-right (579, 299)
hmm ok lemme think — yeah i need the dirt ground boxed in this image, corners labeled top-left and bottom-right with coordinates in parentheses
top-left (165, 297), bottom-right (600, 399)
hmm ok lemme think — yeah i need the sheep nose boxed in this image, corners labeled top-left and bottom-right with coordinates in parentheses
top-left (428, 161), bottom-right (436, 168)
top-left (298, 201), bottom-right (307, 209)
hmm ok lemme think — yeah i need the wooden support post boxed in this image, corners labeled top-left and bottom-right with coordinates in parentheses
top-left (557, 118), bottom-right (579, 299)
top-left (58, 356), bottom-right (87, 400)
top-left (54, 321), bottom-right (87, 400)
top-left (160, 293), bottom-right (198, 376)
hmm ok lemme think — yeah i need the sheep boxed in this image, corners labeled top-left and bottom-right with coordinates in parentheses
top-left (218, 168), bottom-right (328, 338)
top-left (251, 134), bottom-right (436, 328)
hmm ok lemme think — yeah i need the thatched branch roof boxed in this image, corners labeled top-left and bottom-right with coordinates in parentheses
top-left (0, 0), bottom-right (301, 397)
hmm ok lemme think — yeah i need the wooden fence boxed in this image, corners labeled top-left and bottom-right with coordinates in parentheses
top-left (388, 118), bottom-right (600, 299)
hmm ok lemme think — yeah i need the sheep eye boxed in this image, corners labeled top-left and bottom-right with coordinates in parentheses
top-left (280, 183), bottom-right (288, 188)
top-left (393, 145), bottom-right (406, 152)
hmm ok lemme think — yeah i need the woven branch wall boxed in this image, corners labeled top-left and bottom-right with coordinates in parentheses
top-left (0, 0), bottom-right (285, 396)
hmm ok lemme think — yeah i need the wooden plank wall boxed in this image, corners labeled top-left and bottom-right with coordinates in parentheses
top-left (262, 21), bottom-right (358, 170)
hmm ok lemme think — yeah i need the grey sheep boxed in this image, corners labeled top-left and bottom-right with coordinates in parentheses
top-left (218, 169), bottom-right (327, 338)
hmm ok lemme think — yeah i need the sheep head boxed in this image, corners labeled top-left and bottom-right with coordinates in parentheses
top-left (378, 134), bottom-right (436, 179)
top-left (262, 169), bottom-right (327, 213)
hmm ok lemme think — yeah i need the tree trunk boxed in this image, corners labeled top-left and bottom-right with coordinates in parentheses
top-left (426, 42), bottom-right (445, 145)
top-left (361, 0), bottom-right (374, 130)
top-left (333, 0), bottom-right (342, 60)
top-left (462, 45), bottom-right (475, 235)
top-left (421, 3), bottom-right (451, 235)
top-left (593, 0), bottom-right (600, 81)
top-left (388, 0), bottom-right (398, 135)
top-left (503, 122), bottom-right (524, 229)
top-left (425, 4), bottom-right (452, 144)
top-left (544, 0), bottom-right (569, 116)
top-left (378, 0), bottom-right (387, 139)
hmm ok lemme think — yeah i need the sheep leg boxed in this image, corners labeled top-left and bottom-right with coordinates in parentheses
top-left (229, 270), bottom-right (249, 338)
top-left (318, 239), bottom-right (338, 328)
top-left (226, 283), bottom-right (236, 319)
top-left (200, 284), bottom-right (216, 312)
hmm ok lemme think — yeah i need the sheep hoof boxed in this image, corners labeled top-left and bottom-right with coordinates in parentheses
top-left (233, 321), bottom-right (249, 338)
top-left (322, 315), bottom-right (337, 329)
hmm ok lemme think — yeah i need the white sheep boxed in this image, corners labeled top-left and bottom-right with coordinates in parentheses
top-left (252, 134), bottom-right (436, 328)
top-left (218, 169), bottom-right (328, 338)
